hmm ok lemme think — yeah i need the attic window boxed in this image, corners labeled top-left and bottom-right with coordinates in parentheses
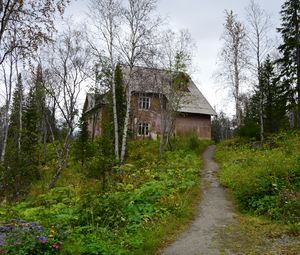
top-left (138, 122), bottom-right (150, 136)
top-left (138, 94), bottom-right (150, 110)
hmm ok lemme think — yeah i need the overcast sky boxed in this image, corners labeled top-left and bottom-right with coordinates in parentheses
top-left (65, 0), bottom-right (284, 117)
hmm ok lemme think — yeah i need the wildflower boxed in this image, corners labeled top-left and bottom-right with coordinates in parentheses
top-left (52, 242), bottom-right (62, 249)
top-left (35, 235), bottom-right (47, 244)
top-left (30, 222), bottom-right (37, 227)
top-left (0, 226), bottom-right (12, 232)
top-left (36, 226), bottom-right (43, 233)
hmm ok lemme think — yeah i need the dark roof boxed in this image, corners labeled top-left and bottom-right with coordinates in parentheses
top-left (121, 65), bottom-right (216, 115)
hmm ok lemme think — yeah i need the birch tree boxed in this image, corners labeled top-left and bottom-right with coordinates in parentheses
top-left (0, 0), bottom-right (70, 163)
top-left (88, 0), bottom-right (122, 162)
top-left (119, 0), bottom-right (159, 163)
top-left (218, 10), bottom-right (248, 127)
top-left (44, 28), bottom-right (93, 189)
top-left (157, 29), bottom-right (193, 157)
top-left (0, 52), bottom-right (15, 163)
top-left (246, 0), bottom-right (273, 143)
top-left (0, 0), bottom-right (70, 64)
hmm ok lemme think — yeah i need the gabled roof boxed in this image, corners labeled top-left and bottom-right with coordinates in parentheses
top-left (179, 80), bottom-right (217, 115)
top-left (83, 92), bottom-right (108, 114)
top-left (121, 65), bottom-right (216, 116)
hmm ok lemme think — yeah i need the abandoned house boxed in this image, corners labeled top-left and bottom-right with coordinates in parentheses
top-left (83, 66), bottom-right (216, 140)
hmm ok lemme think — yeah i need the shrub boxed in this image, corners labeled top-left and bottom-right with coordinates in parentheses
top-left (237, 119), bottom-right (260, 139)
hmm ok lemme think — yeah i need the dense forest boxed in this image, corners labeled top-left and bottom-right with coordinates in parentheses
top-left (0, 0), bottom-right (299, 254)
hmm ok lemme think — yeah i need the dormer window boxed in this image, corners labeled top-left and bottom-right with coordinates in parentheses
top-left (138, 94), bottom-right (150, 110)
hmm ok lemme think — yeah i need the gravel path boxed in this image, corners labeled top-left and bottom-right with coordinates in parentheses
top-left (162, 145), bottom-right (236, 255)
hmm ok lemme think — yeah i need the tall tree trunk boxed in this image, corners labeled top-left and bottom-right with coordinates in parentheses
top-left (1, 118), bottom-right (8, 163)
top-left (296, 9), bottom-right (300, 129)
top-left (159, 93), bottom-right (165, 160)
top-left (48, 130), bottom-right (72, 189)
top-left (259, 95), bottom-right (264, 143)
top-left (234, 57), bottom-right (240, 126)
top-left (49, 162), bottom-right (64, 189)
top-left (17, 87), bottom-right (22, 155)
top-left (43, 124), bottom-right (47, 163)
top-left (111, 71), bottom-right (120, 162)
top-left (120, 90), bottom-right (132, 164)
top-left (233, 40), bottom-right (241, 127)
top-left (1, 55), bottom-right (13, 163)
top-left (257, 46), bottom-right (264, 144)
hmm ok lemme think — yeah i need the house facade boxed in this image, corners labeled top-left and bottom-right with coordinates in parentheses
top-left (83, 66), bottom-right (216, 140)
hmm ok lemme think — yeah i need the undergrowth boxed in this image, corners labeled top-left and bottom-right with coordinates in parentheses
top-left (0, 136), bottom-right (210, 254)
top-left (216, 131), bottom-right (300, 227)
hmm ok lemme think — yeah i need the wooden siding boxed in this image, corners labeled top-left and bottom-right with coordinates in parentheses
top-left (174, 113), bottom-right (212, 139)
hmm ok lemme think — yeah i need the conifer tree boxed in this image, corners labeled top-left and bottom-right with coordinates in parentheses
top-left (4, 73), bottom-right (25, 199)
top-left (114, 64), bottom-right (126, 145)
top-left (8, 74), bottom-right (24, 155)
top-left (260, 57), bottom-right (288, 132)
top-left (277, 0), bottom-right (300, 128)
top-left (246, 57), bottom-right (288, 134)
top-left (24, 86), bottom-right (40, 149)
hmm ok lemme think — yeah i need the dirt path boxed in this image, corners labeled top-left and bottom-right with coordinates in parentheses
top-left (162, 145), bottom-right (235, 255)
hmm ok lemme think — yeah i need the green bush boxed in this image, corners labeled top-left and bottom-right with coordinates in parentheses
top-left (237, 119), bottom-right (260, 139)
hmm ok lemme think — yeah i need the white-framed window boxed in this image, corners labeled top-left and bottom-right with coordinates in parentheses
top-left (138, 122), bottom-right (150, 136)
top-left (138, 94), bottom-right (150, 110)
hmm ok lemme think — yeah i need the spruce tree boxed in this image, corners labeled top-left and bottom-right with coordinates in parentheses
top-left (8, 74), bottom-right (24, 154)
top-left (4, 74), bottom-right (25, 199)
top-left (24, 86), bottom-right (40, 148)
top-left (277, 0), bottom-right (300, 128)
top-left (246, 57), bottom-right (288, 134)
top-left (19, 66), bottom-right (48, 194)
top-left (114, 64), bottom-right (126, 144)
top-left (260, 57), bottom-right (288, 133)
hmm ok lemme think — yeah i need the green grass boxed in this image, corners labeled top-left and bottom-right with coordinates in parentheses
top-left (215, 132), bottom-right (300, 254)
top-left (0, 136), bottom-right (210, 255)
top-left (216, 132), bottom-right (300, 223)
top-left (215, 131), bottom-right (300, 224)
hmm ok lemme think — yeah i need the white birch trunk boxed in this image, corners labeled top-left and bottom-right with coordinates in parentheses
top-left (159, 93), bottom-right (165, 160)
top-left (17, 88), bottom-right (22, 155)
top-left (1, 55), bottom-right (13, 163)
top-left (234, 53), bottom-right (241, 127)
top-left (111, 68), bottom-right (120, 162)
top-left (120, 89), bottom-right (131, 163)
top-left (1, 119), bottom-right (8, 163)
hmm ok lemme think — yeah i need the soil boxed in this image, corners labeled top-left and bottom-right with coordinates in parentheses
top-left (162, 145), bottom-right (236, 255)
